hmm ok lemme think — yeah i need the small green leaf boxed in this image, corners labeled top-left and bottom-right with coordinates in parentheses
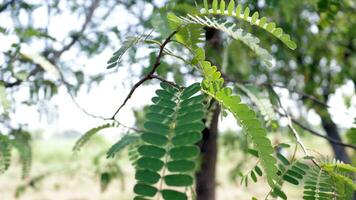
top-left (141, 132), bottom-right (168, 146)
top-left (286, 169), bottom-right (303, 179)
top-left (227, 0), bottom-right (235, 16)
top-left (272, 187), bottom-right (287, 200)
top-left (135, 170), bottom-right (160, 184)
top-left (161, 189), bottom-right (187, 200)
top-left (167, 160), bottom-right (195, 172)
top-left (203, 0), bottom-right (209, 12)
top-left (259, 17), bottom-right (267, 27)
top-left (220, 0), bottom-right (226, 14)
top-left (283, 174), bottom-right (299, 185)
top-left (181, 83), bottom-right (201, 99)
top-left (277, 153), bottom-right (290, 166)
top-left (134, 183), bottom-right (157, 197)
top-left (156, 89), bottom-right (175, 100)
top-left (235, 4), bottom-right (242, 16)
top-left (251, 171), bottom-right (257, 182)
top-left (172, 132), bottom-right (202, 146)
top-left (138, 145), bottom-right (166, 159)
top-left (243, 7), bottom-right (250, 20)
top-left (177, 111), bottom-right (204, 125)
top-left (277, 143), bottom-right (291, 148)
top-left (266, 22), bottom-right (276, 31)
top-left (136, 157), bottom-right (164, 172)
top-left (169, 146), bottom-right (200, 160)
top-left (286, 40), bottom-right (297, 50)
top-left (164, 174), bottom-right (193, 186)
top-left (144, 122), bottom-right (170, 134)
top-left (254, 166), bottom-right (263, 176)
top-left (251, 12), bottom-right (259, 24)
top-left (106, 134), bottom-right (139, 158)
top-left (247, 149), bottom-right (259, 157)
top-left (272, 27), bottom-right (283, 37)
top-left (174, 122), bottom-right (204, 135)
top-left (212, 0), bottom-right (218, 13)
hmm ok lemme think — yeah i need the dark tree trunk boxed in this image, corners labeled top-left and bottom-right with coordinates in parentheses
top-left (196, 106), bottom-right (220, 200)
top-left (195, 26), bottom-right (222, 200)
top-left (317, 109), bottom-right (351, 164)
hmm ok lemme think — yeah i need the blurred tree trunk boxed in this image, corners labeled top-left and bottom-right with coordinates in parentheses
top-left (196, 105), bottom-right (220, 200)
top-left (195, 27), bottom-right (222, 200)
top-left (318, 110), bottom-right (351, 163)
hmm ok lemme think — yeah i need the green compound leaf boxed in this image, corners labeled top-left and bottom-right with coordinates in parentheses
top-left (133, 82), bottom-right (205, 199)
top-left (73, 122), bottom-right (118, 152)
top-left (107, 33), bottom-right (149, 69)
top-left (198, 0), bottom-right (297, 49)
top-left (106, 134), bottom-right (139, 158)
top-left (173, 14), bottom-right (274, 68)
top-left (0, 134), bottom-right (11, 174)
top-left (199, 60), bottom-right (278, 187)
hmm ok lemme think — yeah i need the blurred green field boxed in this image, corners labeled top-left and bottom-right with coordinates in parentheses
top-left (0, 134), bottom-right (336, 200)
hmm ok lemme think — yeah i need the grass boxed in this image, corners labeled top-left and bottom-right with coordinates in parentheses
top-left (0, 134), bottom-right (335, 200)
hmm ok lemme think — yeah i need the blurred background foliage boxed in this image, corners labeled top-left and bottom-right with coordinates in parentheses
top-left (0, 0), bottom-right (355, 199)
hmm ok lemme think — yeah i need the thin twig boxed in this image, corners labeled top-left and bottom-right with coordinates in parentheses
top-left (277, 111), bottom-right (356, 150)
top-left (150, 75), bottom-right (182, 89)
top-left (222, 74), bottom-right (356, 149)
top-left (270, 83), bottom-right (329, 108)
top-left (110, 30), bottom-right (179, 120)
top-left (54, 63), bottom-right (141, 133)
top-left (269, 87), bottom-right (321, 167)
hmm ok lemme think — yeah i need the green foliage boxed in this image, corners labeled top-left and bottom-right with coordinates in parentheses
top-left (0, 134), bottom-right (11, 173)
top-left (346, 128), bottom-right (356, 144)
top-left (133, 82), bottom-right (205, 200)
top-left (107, 33), bottom-right (149, 69)
top-left (15, 172), bottom-right (50, 198)
top-left (0, 82), bottom-right (11, 113)
top-left (235, 83), bottom-right (277, 128)
top-left (93, 152), bottom-right (126, 192)
top-left (0, 130), bottom-right (32, 178)
top-left (167, 13), bottom-right (205, 50)
top-left (2, 1), bottom-right (354, 200)
top-left (303, 166), bottom-right (337, 200)
top-left (10, 130), bottom-right (32, 179)
top-left (106, 134), bottom-right (140, 158)
top-left (247, 146), bottom-right (356, 200)
top-left (322, 162), bottom-right (356, 200)
top-left (73, 122), bottom-right (119, 152)
top-left (198, 58), bottom-right (278, 187)
top-left (274, 154), bottom-right (310, 199)
top-left (170, 14), bottom-right (274, 67)
top-left (201, 0), bottom-right (297, 49)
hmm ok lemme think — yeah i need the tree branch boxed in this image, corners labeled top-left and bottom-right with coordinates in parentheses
top-left (274, 106), bottom-right (356, 149)
top-left (286, 113), bottom-right (356, 150)
top-left (4, 67), bottom-right (42, 88)
top-left (223, 73), bottom-right (356, 149)
top-left (110, 30), bottom-right (179, 120)
top-left (4, 0), bottom-right (100, 88)
top-left (53, 0), bottom-right (100, 59)
top-left (55, 64), bottom-right (142, 133)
